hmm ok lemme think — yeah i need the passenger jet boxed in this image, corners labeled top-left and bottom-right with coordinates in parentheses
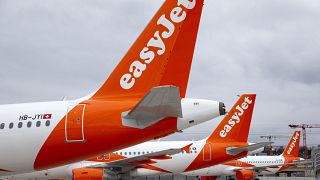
top-left (0, 0), bottom-right (226, 175)
top-left (187, 131), bottom-right (304, 180)
top-left (1, 94), bottom-right (271, 180)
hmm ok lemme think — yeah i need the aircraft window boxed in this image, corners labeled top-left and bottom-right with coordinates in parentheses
top-left (45, 120), bottom-right (50, 127)
top-left (120, 152), bottom-right (122, 155)
top-left (129, 152), bottom-right (131, 155)
top-left (194, 151), bottom-right (197, 154)
top-left (142, 152), bottom-right (145, 154)
top-left (18, 122), bottom-right (23, 128)
top-left (124, 152), bottom-right (127, 155)
top-left (9, 122), bottom-right (14, 129)
top-left (138, 152), bottom-right (140, 155)
top-left (133, 152), bottom-right (136, 155)
top-left (27, 121), bottom-right (32, 128)
top-left (36, 121), bottom-right (41, 127)
top-left (0, 123), bottom-right (5, 129)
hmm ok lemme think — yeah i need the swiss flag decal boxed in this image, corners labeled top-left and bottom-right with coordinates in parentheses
top-left (43, 114), bottom-right (52, 119)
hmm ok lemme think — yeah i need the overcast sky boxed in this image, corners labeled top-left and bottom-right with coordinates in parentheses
top-left (0, 0), bottom-right (319, 146)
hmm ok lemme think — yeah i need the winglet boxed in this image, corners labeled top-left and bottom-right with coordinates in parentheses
top-left (183, 143), bottom-right (193, 154)
top-left (122, 86), bottom-right (182, 129)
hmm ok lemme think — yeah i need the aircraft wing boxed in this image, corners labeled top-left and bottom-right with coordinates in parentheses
top-left (234, 159), bottom-right (312, 173)
top-left (227, 142), bottom-right (273, 155)
top-left (122, 85), bottom-right (182, 129)
top-left (88, 143), bottom-right (192, 169)
top-left (288, 159), bottom-right (312, 165)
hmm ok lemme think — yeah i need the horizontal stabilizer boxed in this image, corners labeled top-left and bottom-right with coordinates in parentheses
top-left (122, 86), bottom-right (182, 129)
top-left (227, 142), bottom-right (273, 155)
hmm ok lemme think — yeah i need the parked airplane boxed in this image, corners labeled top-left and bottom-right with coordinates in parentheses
top-left (1, 94), bottom-right (271, 180)
top-left (186, 131), bottom-right (303, 180)
top-left (0, 0), bottom-right (226, 176)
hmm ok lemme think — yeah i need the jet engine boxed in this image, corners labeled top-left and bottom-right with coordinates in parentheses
top-left (200, 176), bottom-right (218, 180)
top-left (72, 168), bottom-right (105, 180)
top-left (236, 170), bottom-right (254, 180)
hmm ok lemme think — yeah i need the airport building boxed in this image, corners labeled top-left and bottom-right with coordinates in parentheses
top-left (312, 146), bottom-right (320, 179)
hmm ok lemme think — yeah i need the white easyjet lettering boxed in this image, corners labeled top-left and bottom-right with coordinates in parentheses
top-left (120, 74), bottom-right (135, 90)
top-left (120, 0), bottom-right (196, 90)
top-left (140, 47), bottom-right (155, 64)
top-left (157, 15), bottom-right (175, 39)
top-left (178, 0), bottom-right (196, 9)
top-left (147, 31), bottom-right (166, 55)
top-left (219, 97), bottom-right (253, 138)
top-left (129, 61), bottom-right (146, 78)
top-left (287, 132), bottom-right (300, 155)
top-left (170, 7), bottom-right (187, 23)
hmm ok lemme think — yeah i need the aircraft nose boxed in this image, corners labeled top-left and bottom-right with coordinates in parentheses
top-left (219, 102), bottom-right (226, 115)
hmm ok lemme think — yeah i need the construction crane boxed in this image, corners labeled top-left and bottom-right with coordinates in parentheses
top-left (260, 135), bottom-right (290, 155)
top-left (289, 124), bottom-right (320, 159)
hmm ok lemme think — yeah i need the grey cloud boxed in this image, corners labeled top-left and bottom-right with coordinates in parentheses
top-left (0, 0), bottom-right (319, 145)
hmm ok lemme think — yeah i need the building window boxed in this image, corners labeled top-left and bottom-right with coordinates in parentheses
top-left (36, 121), bottom-right (41, 127)
top-left (45, 120), bottom-right (50, 127)
top-left (18, 122), bottom-right (23, 128)
top-left (27, 121), bottom-right (32, 128)
top-left (9, 123), bottom-right (14, 129)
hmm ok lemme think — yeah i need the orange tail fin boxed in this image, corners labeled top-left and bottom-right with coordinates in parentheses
top-left (207, 94), bottom-right (256, 142)
top-left (92, 0), bottom-right (204, 99)
top-left (282, 131), bottom-right (301, 157)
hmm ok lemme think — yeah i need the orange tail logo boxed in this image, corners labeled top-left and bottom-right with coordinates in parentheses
top-left (283, 131), bottom-right (301, 157)
top-left (207, 94), bottom-right (256, 142)
top-left (219, 97), bottom-right (253, 138)
top-left (91, 0), bottom-right (204, 99)
top-left (120, 0), bottom-right (196, 90)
